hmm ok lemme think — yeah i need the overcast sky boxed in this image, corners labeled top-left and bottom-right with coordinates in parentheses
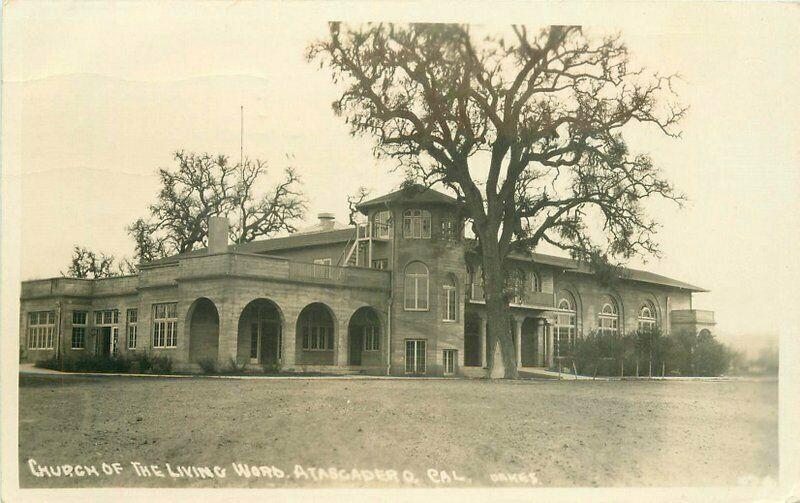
top-left (3, 2), bottom-right (798, 352)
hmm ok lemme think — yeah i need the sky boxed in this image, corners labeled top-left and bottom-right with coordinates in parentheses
top-left (3, 1), bottom-right (799, 354)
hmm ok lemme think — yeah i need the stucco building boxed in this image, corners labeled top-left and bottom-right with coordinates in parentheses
top-left (19, 186), bottom-right (715, 376)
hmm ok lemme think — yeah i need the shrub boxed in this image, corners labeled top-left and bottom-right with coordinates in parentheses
top-left (130, 352), bottom-right (153, 373)
top-left (35, 355), bottom-right (62, 371)
top-left (151, 355), bottom-right (173, 374)
top-left (198, 357), bottom-right (218, 374)
top-left (222, 357), bottom-right (245, 375)
top-left (36, 354), bottom-right (131, 373)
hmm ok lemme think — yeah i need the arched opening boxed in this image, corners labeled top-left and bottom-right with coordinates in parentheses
top-left (296, 302), bottom-right (335, 365)
top-left (188, 298), bottom-right (220, 363)
top-left (520, 318), bottom-right (539, 367)
top-left (348, 306), bottom-right (381, 366)
top-left (237, 299), bottom-right (282, 367)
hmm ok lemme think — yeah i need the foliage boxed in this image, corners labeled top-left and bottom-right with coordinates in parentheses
top-left (309, 23), bottom-right (685, 378)
top-left (35, 354), bottom-right (132, 373)
top-left (563, 328), bottom-right (731, 377)
top-left (61, 246), bottom-right (137, 279)
top-left (150, 355), bottom-right (173, 374)
top-left (197, 357), bottom-right (219, 375)
top-left (222, 357), bottom-right (246, 375)
top-left (346, 186), bottom-right (371, 225)
top-left (129, 352), bottom-right (153, 373)
top-left (128, 151), bottom-right (306, 260)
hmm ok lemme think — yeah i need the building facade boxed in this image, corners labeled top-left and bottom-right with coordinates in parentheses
top-left (19, 186), bottom-right (715, 376)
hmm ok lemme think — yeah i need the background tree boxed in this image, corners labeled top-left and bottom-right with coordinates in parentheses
top-left (309, 23), bottom-right (685, 378)
top-left (127, 150), bottom-right (305, 261)
top-left (61, 246), bottom-right (136, 278)
top-left (346, 186), bottom-right (372, 225)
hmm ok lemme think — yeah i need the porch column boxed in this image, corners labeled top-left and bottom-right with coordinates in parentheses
top-left (546, 323), bottom-right (554, 367)
top-left (514, 317), bottom-right (522, 369)
top-left (216, 300), bottom-right (238, 364)
top-left (536, 319), bottom-right (546, 366)
top-left (281, 311), bottom-right (297, 369)
top-left (478, 313), bottom-right (487, 368)
top-left (335, 316), bottom-right (348, 367)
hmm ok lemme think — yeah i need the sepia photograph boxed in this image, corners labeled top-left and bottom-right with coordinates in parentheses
top-left (1, 2), bottom-right (798, 502)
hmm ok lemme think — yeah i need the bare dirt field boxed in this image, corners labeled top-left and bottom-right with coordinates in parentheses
top-left (18, 374), bottom-right (777, 488)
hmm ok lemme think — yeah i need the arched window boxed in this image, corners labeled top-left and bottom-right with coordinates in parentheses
top-left (555, 291), bottom-right (577, 353)
top-left (404, 261), bottom-right (429, 311)
top-left (638, 300), bottom-right (657, 333)
top-left (598, 296), bottom-right (619, 336)
top-left (531, 270), bottom-right (541, 293)
top-left (443, 274), bottom-right (458, 322)
top-left (403, 209), bottom-right (431, 239)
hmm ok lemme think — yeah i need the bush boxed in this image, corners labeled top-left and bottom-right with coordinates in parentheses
top-left (222, 357), bottom-right (245, 375)
top-left (198, 357), bottom-right (218, 374)
top-left (36, 354), bottom-right (131, 373)
top-left (129, 352), bottom-right (152, 373)
top-left (151, 355), bottom-right (173, 374)
top-left (34, 355), bottom-right (62, 371)
top-left (564, 328), bottom-right (731, 378)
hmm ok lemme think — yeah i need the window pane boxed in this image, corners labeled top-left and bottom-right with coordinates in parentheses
top-left (405, 341), bottom-right (415, 372)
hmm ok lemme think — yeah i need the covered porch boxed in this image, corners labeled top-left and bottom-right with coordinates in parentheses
top-left (463, 304), bottom-right (560, 373)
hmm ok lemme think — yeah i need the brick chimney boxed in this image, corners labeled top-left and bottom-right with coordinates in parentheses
top-left (208, 216), bottom-right (230, 254)
top-left (318, 212), bottom-right (335, 231)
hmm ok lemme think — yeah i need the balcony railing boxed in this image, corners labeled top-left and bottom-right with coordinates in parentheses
top-left (23, 251), bottom-right (391, 298)
top-left (466, 283), bottom-right (554, 309)
top-left (671, 309), bottom-right (715, 324)
top-left (21, 276), bottom-right (138, 299)
top-left (178, 252), bottom-right (390, 289)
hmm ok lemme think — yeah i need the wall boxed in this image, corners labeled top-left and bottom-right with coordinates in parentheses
top-left (373, 202), bottom-right (466, 376)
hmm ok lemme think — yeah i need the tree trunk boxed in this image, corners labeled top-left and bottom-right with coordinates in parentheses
top-left (480, 238), bottom-right (517, 379)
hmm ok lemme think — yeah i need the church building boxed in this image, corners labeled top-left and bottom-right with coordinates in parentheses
top-left (19, 186), bottom-right (715, 376)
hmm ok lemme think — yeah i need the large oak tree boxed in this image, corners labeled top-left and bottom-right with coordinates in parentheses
top-left (309, 23), bottom-right (685, 378)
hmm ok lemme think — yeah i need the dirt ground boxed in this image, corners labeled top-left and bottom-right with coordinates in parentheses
top-left (17, 375), bottom-right (777, 488)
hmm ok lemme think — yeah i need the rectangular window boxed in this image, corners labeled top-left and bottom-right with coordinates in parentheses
top-left (94, 309), bottom-right (120, 326)
top-left (250, 322), bottom-right (259, 359)
top-left (302, 325), bottom-right (331, 351)
top-left (371, 259), bottom-right (388, 270)
top-left (72, 310), bottom-right (87, 325)
top-left (373, 210), bottom-right (392, 239)
top-left (27, 311), bottom-right (55, 350)
top-left (403, 210), bottom-right (431, 239)
top-left (443, 349), bottom-right (457, 375)
top-left (444, 287), bottom-right (457, 321)
top-left (152, 302), bottom-right (178, 348)
top-left (127, 309), bottom-right (138, 349)
top-left (71, 310), bottom-right (88, 349)
top-left (364, 325), bottom-right (380, 351)
top-left (405, 339), bottom-right (427, 374)
top-left (441, 220), bottom-right (459, 240)
top-left (313, 258), bottom-right (332, 279)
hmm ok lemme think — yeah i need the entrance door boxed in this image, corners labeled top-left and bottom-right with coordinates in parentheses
top-left (261, 321), bottom-right (279, 365)
top-left (405, 339), bottom-right (426, 374)
top-left (111, 326), bottom-right (119, 356)
top-left (349, 326), bottom-right (363, 366)
top-left (99, 327), bottom-right (112, 357)
top-left (250, 322), bottom-right (260, 364)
